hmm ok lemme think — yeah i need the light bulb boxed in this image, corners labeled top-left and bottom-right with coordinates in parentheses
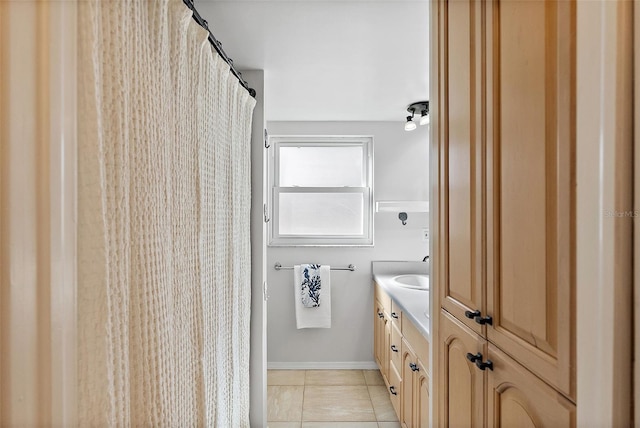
top-left (419, 113), bottom-right (430, 126)
top-left (405, 116), bottom-right (417, 131)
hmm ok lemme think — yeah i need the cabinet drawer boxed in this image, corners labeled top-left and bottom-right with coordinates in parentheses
top-left (390, 323), bottom-right (403, 371)
top-left (402, 316), bottom-right (429, 373)
top-left (390, 301), bottom-right (403, 329)
top-left (374, 282), bottom-right (392, 315)
top-left (388, 360), bottom-right (402, 419)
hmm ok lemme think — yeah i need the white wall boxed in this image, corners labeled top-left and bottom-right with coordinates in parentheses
top-left (266, 121), bottom-right (429, 366)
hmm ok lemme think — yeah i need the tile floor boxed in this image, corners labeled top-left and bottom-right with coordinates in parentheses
top-left (267, 369), bottom-right (400, 428)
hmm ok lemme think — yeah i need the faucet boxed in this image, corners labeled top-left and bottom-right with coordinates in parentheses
top-left (423, 255), bottom-right (429, 262)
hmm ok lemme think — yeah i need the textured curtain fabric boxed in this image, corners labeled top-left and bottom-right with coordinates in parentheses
top-left (77, 0), bottom-right (255, 425)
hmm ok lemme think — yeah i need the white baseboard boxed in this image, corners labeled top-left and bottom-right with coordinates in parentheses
top-left (267, 361), bottom-right (379, 370)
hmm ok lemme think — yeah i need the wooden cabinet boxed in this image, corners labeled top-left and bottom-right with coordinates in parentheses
top-left (400, 340), bottom-right (415, 428)
top-left (438, 0), bottom-right (485, 338)
top-left (439, 311), bottom-right (576, 427)
top-left (434, 0), bottom-right (577, 424)
top-left (415, 359), bottom-right (429, 428)
top-left (390, 323), bottom-right (403, 372)
top-left (373, 281), bottom-right (430, 426)
top-left (401, 337), bottom-right (430, 428)
top-left (487, 345), bottom-right (575, 427)
top-left (388, 359), bottom-right (402, 418)
top-left (484, 0), bottom-right (576, 396)
top-left (374, 299), bottom-right (389, 382)
top-left (439, 312), bottom-right (485, 428)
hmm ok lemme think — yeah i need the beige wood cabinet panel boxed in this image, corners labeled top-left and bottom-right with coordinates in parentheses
top-left (390, 300), bottom-right (403, 330)
top-left (389, 361), bottom-right (402, 418)
top-left (401, 339), bottom-right (416, 428)
top-left (439, 0), bottom-right (485, 336)
top-left (439, 310), bottom-right (485, 428)
top-left (485, 0), bottom-right (576, 398)
top-left (375, 282), bottom-right (392, 316)
top-left (374, 299), bottom-right (390, 383)
top-left (390, 323), bottom-right (403, 372)
top-left (415, 358), bottom-right (430, 428)
top-left (401, 338), bottom-right (430, 428)
top-left (487, 345), bottom-right (576, 427)
top-left (402, 315), bottom-right (430, 372)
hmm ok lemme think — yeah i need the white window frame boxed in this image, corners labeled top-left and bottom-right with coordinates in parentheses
top-left (267, 135), bottom-right (374, 247)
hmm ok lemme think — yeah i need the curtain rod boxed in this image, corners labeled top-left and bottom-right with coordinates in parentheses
top-left (183, 0), bottom-right (257, 98)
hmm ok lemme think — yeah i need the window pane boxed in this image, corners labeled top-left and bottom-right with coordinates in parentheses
top-left (279, 192), bottom-right (364, 236)
top-left (279, 146), bottom-right (364, 187)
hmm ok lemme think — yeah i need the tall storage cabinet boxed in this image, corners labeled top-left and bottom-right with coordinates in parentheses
top-left (433, 0), bottom-right (577, 425)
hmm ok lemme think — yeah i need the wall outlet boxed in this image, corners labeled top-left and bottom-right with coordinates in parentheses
top-left (422, 228), bottom-right (429, 242)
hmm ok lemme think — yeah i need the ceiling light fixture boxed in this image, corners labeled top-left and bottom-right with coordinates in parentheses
top-left (404, 115), bottom-right (417, 131)
top-left (405, 101), bottom-right (429, 131)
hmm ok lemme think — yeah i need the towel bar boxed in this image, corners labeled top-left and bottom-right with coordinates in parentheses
top-left (274, 262), bottom-right (356, 272)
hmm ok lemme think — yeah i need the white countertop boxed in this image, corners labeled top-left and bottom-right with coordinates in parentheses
top-left (372, 261), bottom-right (430, 339)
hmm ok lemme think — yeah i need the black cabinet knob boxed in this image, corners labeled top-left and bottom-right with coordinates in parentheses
top-left (476, 359), bottom-right (494, 371)
top-left (475, 315), bottom-right (493, 325)
top-left (465, 310), bottom-right (481, 319)
top-left (390, 345), bottom-right (399, 353)
top-left (389, 386), bottom-right (398, 396)
top-left (409, 362), bottom-right (420, 372)
top-left (391, 312), bottom-right (399, 319)
top-left (466, 352), bottom-right (482, 363)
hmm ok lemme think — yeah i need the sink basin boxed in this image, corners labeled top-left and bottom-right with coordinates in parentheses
top-left (392, 274), bottom-right (429, 290)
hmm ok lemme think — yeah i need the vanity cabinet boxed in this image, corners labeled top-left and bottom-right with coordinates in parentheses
top-left (433, 0), bottom-right (577, 425)
top-left (374, 282), bottom-right (430, 426)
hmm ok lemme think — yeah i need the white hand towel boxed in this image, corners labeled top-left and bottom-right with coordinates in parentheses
top-left (294, 265), bottom-right (331, 329)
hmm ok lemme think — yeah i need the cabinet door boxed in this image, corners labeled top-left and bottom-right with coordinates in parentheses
top-left (374, 300), bottom-right (389, 382)
top-left (401, 338), bottom-right (416, 428)
top-left (485, 0), bottom-right (576, 398)
top-left (487, 345), bottom-right (575, 427)
top-left (415, 359), bottom-right (430, 428)
top-left (438, 0), bottom-right (485, 335)
top-left (439, 310), bottom-right (485, 428)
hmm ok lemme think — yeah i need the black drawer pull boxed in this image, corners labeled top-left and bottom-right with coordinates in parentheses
top-left (390, 345), bottom-right (399, 352)
top-left (409, 362), bottom-right (420, 372)
top-left (389, 386), bottom-right (398, 396)
top-left (391, 312), bottom-right (399, 319)
top-left (464, 310), bottom-right (481, 319)
top-left (475, 315), bottom-right (493, 325)
top-left (466, 352), bottom-right (482, 363)
top-left (476, 359), bottom-right (494, 371)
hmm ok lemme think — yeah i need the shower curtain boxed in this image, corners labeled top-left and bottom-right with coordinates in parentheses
top-left (77, 0), bottom-right (255, 426)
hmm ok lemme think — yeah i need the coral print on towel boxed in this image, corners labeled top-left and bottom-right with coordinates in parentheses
top-left (301, 264), bottom-right (322, 308)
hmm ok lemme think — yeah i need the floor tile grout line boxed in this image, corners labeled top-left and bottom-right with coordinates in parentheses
top-left (365, 379), bottom-right (378, 422)
top-left (300, 370), bottom-right (306, 423)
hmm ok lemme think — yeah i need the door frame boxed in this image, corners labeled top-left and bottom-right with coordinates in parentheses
top-left (0, 0), bottom-right (78, 425)
top-left (576, 0), bottom-right (634, 426)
